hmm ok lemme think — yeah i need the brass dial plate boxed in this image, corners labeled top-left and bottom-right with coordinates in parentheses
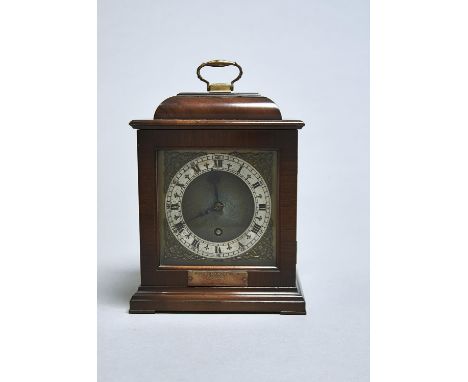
top-left (158, 150), bottom-right (277, 266)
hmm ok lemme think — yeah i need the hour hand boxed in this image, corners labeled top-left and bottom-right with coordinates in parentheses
top-left (187, 207), bottom-right (214, 222)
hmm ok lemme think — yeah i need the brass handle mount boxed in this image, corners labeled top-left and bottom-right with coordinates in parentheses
top-left (196, 60), bottom-right (243, 92)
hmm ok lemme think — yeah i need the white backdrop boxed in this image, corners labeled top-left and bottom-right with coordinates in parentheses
top-left (98, 0), bottom-right (369, 381)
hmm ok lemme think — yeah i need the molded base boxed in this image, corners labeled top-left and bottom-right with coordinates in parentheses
top-left (129, 280), bottom-right (306, 315)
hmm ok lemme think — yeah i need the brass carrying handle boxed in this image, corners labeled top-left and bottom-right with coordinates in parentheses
top-left (196, 60), bottom-right (243, 92)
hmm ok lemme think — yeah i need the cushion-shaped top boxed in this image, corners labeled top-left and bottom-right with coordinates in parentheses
top-left (153, 93), bottom-right (282, 120)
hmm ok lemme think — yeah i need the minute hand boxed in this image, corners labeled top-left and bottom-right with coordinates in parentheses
top-left (208, 172), bottom-right (221, 202)
top-left (213, 181), bottom-right (219, 201)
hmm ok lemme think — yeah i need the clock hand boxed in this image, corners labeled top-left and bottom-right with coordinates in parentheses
top-left (208, 172), bottom-right (221, 202)
top-left (186, 206), bottom-right (214, 222)
top-left (186, 199), bottom-right (225, 223)
top-left (214, 182), bottom-right (219, 202)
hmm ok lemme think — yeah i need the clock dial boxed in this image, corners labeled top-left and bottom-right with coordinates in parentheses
top-left (165, 153), bottom-right (271, 259)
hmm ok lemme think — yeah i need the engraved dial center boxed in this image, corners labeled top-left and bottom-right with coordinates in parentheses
top-left (182, 170), bottom-right (254, 243)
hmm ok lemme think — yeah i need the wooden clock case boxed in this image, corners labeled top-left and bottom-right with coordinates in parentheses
top-left (129, 65), bottom-right (305, 314)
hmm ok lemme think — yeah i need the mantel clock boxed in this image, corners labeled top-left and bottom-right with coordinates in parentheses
top-left (129, 60), bottom-right (306, 314)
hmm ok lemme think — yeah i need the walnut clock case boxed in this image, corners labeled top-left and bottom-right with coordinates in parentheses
top-left (129, 60), bottom-right (306, 314)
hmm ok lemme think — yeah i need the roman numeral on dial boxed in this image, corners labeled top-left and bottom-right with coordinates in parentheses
top-left (252, 223), bottom-right (262, 234)
top-left (214, 159), bottom-right (223, 168)
top-left (252, 181), bottom-right (262, 189)
top-left (258, 204), bottom-right (266, 210)
top-left (191, 239), bottom-right (200, 249)
top-left (174, 222), bottom-right (185, 233)
top-left (191, 164), bottom-right (201, 173)
top-left (170, 203), bottom-right (180, 210)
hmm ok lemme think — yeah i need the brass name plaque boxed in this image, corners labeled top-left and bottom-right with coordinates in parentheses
top-left (188, 271), bottom-right (248, 286)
